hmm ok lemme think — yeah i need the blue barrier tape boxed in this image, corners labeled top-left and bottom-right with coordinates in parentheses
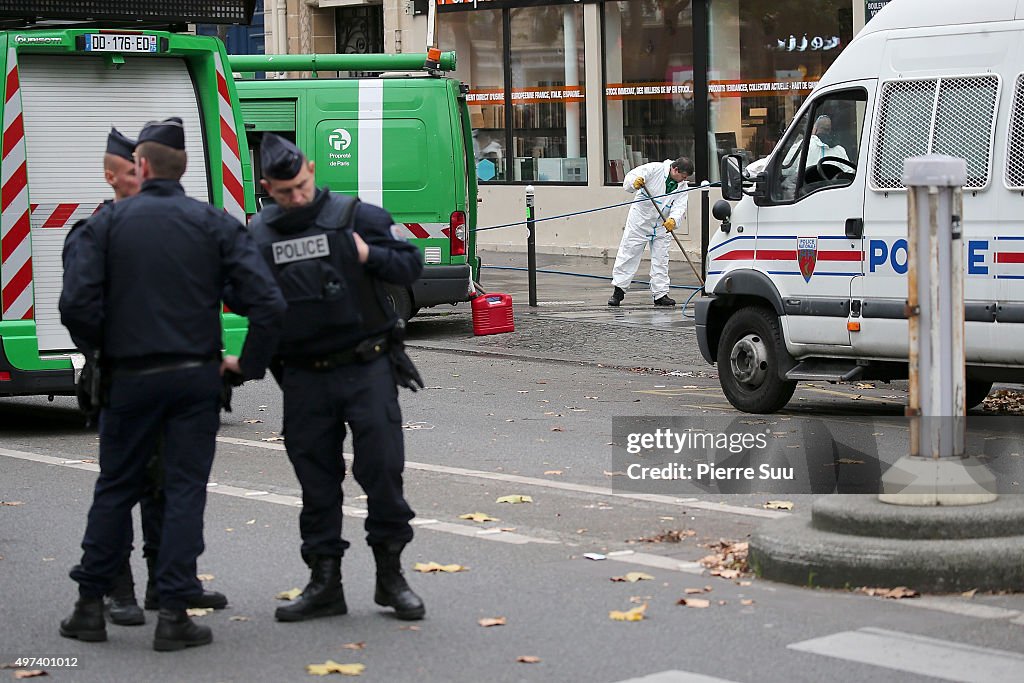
top-left (474, 183), bottom-right (721, 233)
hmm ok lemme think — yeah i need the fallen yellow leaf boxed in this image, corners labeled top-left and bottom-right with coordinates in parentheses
top-left (763, 500), bottom-right (794, 510)
top-left (516, 656), bottom-right (541, 664)
top-left (276, 588), bottom-right (303, 600)
top-left (677, 598), bottom-right (710, 608)
top-left (741, 599), bottom-right (755, 606)
top-left (341, 642), bottom-right (366, 650)
top-left (413, 562), bottom-right (467, 573)
top-left (306, 660), bottom-right (365, 676)
top-left (186, 608), bottom-right (211, 617)
top-left (962, 588), bottom-right (978, 599)
top-left (610, 572), bottom-right (655, 583)
top-left (543, 470), bottom-right (563, 475)
top-left (496, 495), bottom-right (533, 504)
top-left (458, 512), bottom-right (499, 523)
top-left (1, 501), bottom-right (24, 506)
top-left (711, 569), bottom-right (742, 580)
top-left (478, 617), bottom-right (507, 627)
top-left (684, 587), bottom-right (708, 595)
top-left (13, 671), bottom-right (46, 680)
top-left (609, 603), bottom-right (647, 621)
top-left (197, 573), bottom-right (215, 582)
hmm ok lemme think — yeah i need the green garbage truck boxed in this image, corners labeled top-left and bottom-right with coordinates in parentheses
top-left (230, 52), bottom-right (480, 321)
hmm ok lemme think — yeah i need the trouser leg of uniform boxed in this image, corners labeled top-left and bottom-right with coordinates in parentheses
top-left (283, 367), bottom-right (348, 559)
top-left (139, 438), bottom-right (165, 561)
top-left (649, 232), bottom-right (671, 299)
top-left (610, 227), bottom-right (649, 291)
top-left (347, 356), bottom-right (415, 546)
top-left (153, 364), bottom-right (220, 610)
top-left (70, 376), bottom-right (164, 599)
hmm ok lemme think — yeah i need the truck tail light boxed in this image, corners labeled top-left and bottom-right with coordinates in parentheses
top-left (450, 211), bottom-right (467, 256)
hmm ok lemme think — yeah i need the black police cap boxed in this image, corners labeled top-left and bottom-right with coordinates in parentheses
top-left (260, 133), bottom-right (305, 180)
top-left (105, 127), bottom-right (136, 162)
top-left (137, 117), bottom-right (185, 150)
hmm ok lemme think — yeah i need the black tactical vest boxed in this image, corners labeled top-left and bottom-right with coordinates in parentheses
top-left (250, 193), bottom-right (393, 357)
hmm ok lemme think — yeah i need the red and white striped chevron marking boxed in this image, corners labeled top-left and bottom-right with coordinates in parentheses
top-left (396, 223), bottom-right (450, 240)
top-left (29, 203), bottom-right (101, 230)
top-left (1, 47), bottom-right (32, 321)
top-left (213, 51), bottom-right (245, 222)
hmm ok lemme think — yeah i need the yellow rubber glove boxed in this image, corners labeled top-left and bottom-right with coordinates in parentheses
top-left (664, 218), bottom-right (676, 232)
top-left (632, 177), bottom-right (645, 190)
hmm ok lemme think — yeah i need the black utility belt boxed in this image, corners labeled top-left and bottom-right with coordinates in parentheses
top-left (285, 338), bottom-right (389, 371)
top-left (108, 355), bottom-right (219, 377)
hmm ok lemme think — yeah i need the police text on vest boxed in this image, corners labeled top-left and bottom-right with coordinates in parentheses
top-left (272, 234), bottom-right (331, 265)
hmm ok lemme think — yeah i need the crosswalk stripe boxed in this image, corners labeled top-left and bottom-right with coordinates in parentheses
top-left (612, 671), bottom-right (744, 683)
top-left (788, 627), bottom-right (1024, 683)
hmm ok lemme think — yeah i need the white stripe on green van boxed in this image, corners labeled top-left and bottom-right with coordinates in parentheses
top-left (358, 80), bottom-right (384, 208)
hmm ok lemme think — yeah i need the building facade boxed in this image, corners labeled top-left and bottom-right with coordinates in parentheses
top-left (263, 0), bottom-right (879, 256)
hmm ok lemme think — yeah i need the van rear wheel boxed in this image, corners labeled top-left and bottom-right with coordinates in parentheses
top-left (717, 306), bottom-right (797, 414)
top-left (384, 284), bottom-right (414, 322)
top-left (965, 380), bottom-right (993, 410)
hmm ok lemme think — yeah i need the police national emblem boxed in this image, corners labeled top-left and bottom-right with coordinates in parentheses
top-left (797, 237), bottom-right (817, 283)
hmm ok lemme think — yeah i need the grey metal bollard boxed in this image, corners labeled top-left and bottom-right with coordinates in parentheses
top-left (525, 185), bottom-right (537, 307)
top-left (879, 155), bottom-right (997, 505)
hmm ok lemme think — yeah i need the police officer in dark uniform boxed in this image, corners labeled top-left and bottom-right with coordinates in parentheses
top-left (58, 118), bottom-right (286, 651)
top-left (249, 134), bottom-right (426, 623)
top-left (63, 128), bottom-right (229, 628)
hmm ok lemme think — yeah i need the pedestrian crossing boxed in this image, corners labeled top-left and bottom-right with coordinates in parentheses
top-left (617, 627), bottom-right (1024, 683)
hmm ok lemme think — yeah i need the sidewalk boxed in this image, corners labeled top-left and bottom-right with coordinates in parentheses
top-left (406, 249), bottom-right (713, 374)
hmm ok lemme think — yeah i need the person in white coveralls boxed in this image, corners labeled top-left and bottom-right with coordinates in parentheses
top-left (608, 157), bottom-right (693, 307)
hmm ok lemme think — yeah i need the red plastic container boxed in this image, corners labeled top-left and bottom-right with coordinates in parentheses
top-left (472, 292), bottom-right (515, 336)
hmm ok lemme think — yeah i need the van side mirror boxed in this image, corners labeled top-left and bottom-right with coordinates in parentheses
top-left (256, 195), bottom-right (276, 210)
top-left (712, 199), bottom-right (732, 234)
top-left (720, 154), bottom-right (744, 201)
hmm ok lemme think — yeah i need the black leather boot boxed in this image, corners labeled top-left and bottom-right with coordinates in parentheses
top-left (59, 596), bottom-right (107, 642)
top-left (274, 555), bottom-right (347, 622)
top-left (106, 560), bottom-right (145, 626)
top-left (607, 286), bottom-right (625, 307)
top-left (143, 555), bottom-right (228, 611)
top-left (372, 543), bottom-right (425, 621)
top-left (153, 608), bottom-right (212, 652)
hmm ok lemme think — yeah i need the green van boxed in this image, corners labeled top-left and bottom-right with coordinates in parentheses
top-left (230, 52), bottom-right (479, 321)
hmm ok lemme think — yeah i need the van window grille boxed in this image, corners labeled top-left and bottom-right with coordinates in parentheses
top-left (871, 75), bottom-right (999, 191)
top-left (1004, 73), bottom-right (1024, 189)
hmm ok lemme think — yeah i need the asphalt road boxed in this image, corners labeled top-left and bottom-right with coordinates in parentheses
top-left (2, 252), bottom-right (1023, 682)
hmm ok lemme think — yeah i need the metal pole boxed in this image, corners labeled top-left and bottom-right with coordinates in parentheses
top-left (526, 185), bottom-right (537, 307)
top-left (700, 180), bottom-right (710, 288)
top-left (880, 155), bottom-right (995, 506)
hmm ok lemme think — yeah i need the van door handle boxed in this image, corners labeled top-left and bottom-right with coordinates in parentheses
top-left (845, 218), bottom-right (864, 239)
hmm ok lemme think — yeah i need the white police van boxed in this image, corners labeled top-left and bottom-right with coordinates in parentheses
top-left (698, 0), bottom-right (1024, 413)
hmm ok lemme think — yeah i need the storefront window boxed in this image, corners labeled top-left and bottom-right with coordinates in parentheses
top-left (509, 5), bottom-right (586, 182)
top-left (603, 0), bottom-right (694, 184)
top-left (707, 0), bottom-right (853, 178)
top-left (438, 3), bottom-right (586, 184)
top-left (438, 9), bottom-right (505, 183)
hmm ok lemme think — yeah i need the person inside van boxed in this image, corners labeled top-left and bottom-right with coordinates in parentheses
top-left (805, 115), bottom-right (850, 168)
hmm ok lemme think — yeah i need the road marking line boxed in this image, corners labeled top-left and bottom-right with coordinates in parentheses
top-left (0, 446), bottom-right (557, 547)
top-left (898, 596), bottom-right (1021, 621)
top-left (612, 671), bottom-right (745, 683)
top-left (606, 551), bottom-right (705, 575)
top-left (788, 627), bottom-right (1024, 683)
top-left (214, 436), bottom-right (787, 519)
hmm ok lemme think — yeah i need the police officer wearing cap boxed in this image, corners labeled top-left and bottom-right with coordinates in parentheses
top-left (58, 118), bottom-right (286, 651)
top-left (64, 127), bottom-right (230, 628)
top-left (249, 133), bottom-right (426, 623)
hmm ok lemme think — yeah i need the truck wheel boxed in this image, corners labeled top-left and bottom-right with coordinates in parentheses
top-left (717, 306), bottom-right (797, 414)
top-left (965, 380), bottom-right (993, 410)
top-left (384, 284), bottom-right (414, 322)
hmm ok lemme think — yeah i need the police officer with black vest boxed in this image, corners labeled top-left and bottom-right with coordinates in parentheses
top-left (58, 118), bottom-right (286, 651)
top-left (63, 127), bottom-right (230, 628)
top-left (248, 134), bottom-right (426, 623)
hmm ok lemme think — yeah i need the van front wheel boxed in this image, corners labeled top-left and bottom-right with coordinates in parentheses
top-left (717, 307), bottom-right (797, 414)
top-left (965, 380), bottom-right (993, 411)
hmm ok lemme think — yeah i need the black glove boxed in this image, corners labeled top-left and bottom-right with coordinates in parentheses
top-left (220, 370), bottom-right (244, 412)
top-left (76, 354), bottom-right (103, 427)
top-left (388, 320), bottom-right (424, 392)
